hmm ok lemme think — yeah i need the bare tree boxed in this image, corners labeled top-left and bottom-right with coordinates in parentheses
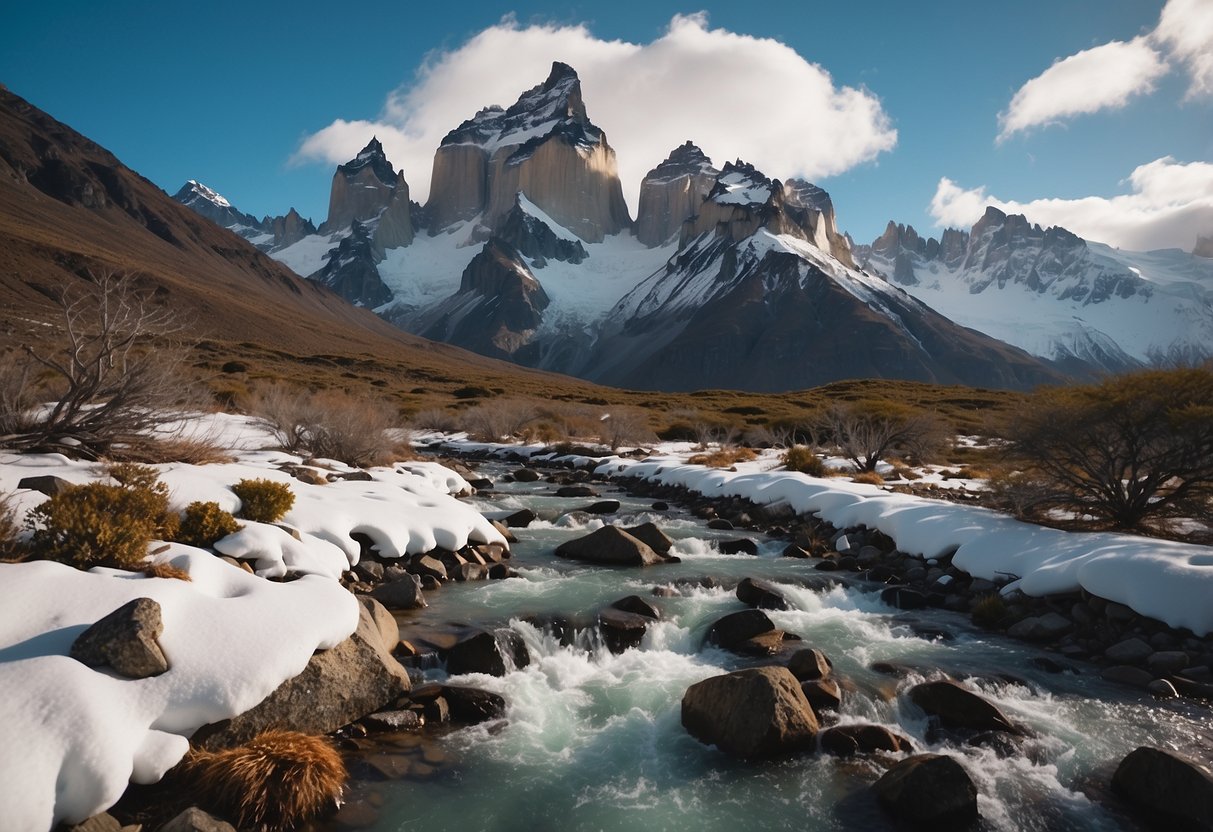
top-left (460, 400), bottom-right (537, 442)
top-left (10, 271), bottom-right (191, 457)
top-left (817, 401), bottom-right (948, 472)
top-left (247, 383), bottom-right (400, 466)
top-left (598, 407), bottom-right (655, 450)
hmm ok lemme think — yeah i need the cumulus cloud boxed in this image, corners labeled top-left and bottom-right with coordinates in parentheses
top-left (997, 39), bottom-right (1167, 140)
top-left (929, 157), bottom-right (1213, 252)
top-left (293, 13), bottom-right (897, 209)
top-left (998, 0), bottom-right (1213, 139)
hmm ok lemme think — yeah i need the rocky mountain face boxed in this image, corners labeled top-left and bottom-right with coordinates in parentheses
top-left (635, 142), bottom-right (718, 247)
top-left (857, 207), bottom-right (1213, 371)
top-left (319, 137), bottom-right (413, 253)
top-left (425, 62), bottom-right (631, 242)
top-left (310, 221), bottom-right (392, 308)
top-left (173, 180), bottom-right (315, 252)
top-left (581, 163), bottom-right (1061, 391)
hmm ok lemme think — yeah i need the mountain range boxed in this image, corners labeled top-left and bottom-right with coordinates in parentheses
top-left (177, 61), bottom-right (1212, 390)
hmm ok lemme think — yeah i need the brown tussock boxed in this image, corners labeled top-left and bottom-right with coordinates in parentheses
top-left (141, 561), bottom-right (192, 581)
top-left (180, 730), bottom-right (347, 831)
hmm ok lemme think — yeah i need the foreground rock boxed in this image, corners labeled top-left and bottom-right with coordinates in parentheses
top-left (908, 680), bottom-right (1019, 734)
top-left (369, 571), bottom-right (426, 610)
top-left (598, 607), bottom-right (653, 653)
top-left (706, 609), bottom-right (776, 650)
top-left (70, 597), bottom-right (169, 678)
top-left (872, 754), bottom-right (978, 829)
top-left (623, 522), bottom-right (674, 554)
top-left (736, 577), bottom-right (792, 610)
top-left (192, 601), bottom-right (410, 749)
top-left (159, 807), bottom-right (237, 832)
top-left (1111, 746), bottom-right (1213, 831)
top-left (555, 525), bottom-right (674, 566)
top-left (820, 724), bottom-right (913, 757)
top-left (446, 629), bottom-right (530, 677)
top-left (681, 667), bottom-right (818, 759)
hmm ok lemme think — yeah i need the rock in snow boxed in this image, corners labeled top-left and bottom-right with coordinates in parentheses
top-left (69, 597), bottom-right (169, 679)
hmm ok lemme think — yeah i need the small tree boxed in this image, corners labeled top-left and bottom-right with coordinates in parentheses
top-left (1003, 368), bottom-right (1213, 529)
top-left (816, 400), bottom-right (947, 472)
top-left (11, 271), bottom-right (189, 457)
top-left (599, 408), bottom-right (655, 451)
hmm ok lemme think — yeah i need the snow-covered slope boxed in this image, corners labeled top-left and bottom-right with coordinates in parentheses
top-left (859, 208), bottom-right (1213, 370)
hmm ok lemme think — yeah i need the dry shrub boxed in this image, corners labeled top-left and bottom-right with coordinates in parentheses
top-left (971, 594), bottom-right (1008, 629)
top-left (27, 464), bottom-right (176, 568)
top-left (0, 357), bottom-right (41, 437)
top-left (688, 447), bottom-right (758, 468)
top-left (110, 433), bottom-right (234, 465)
top-left (782, 445), bottom-right (827, 476)
top-left (142, 561), bottom-right (192, 581)
top-left (177, 501), bottom-right (242, 548)
top-left (850, 470), bottom-right (886, 486)
top-left (232, 479), bottom-right (295, 523)
top-left (249, 384), bottom-right (397, 466)
top-left (181, 730), bottom-right (347, 831)
top-left (459, 399), bottom-right (537, 442)
top-left (598, 407), bottom-right (656, 450)
top-left (411, 407), bottom-right (462, 433)
top-left (0, 493), bottom-right (22, 560)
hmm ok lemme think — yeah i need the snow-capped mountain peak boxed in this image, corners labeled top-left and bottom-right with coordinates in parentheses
top-left (707, 160), bottom-right (775, 206)
top-left (177, 179), bottom-right (231, 209)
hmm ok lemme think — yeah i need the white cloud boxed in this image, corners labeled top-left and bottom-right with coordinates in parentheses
top-left (997, 38), bottom-right (1167, 140)
top-left (292, 14), bottom-right (897, 211)
top-left (998, 0), bottom-right (1213, 139)
top-left (1153, 0), bottom-right (1213, 98)
top-left (929, 157), bottom-right (1213, 252)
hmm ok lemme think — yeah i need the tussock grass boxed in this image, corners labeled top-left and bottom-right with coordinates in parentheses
top-left (141, 561), bottom-right (192, 581)
top-left (181, 730), bottom-right (347, 831)
top-left (688, 447), bottom-right (757, 468)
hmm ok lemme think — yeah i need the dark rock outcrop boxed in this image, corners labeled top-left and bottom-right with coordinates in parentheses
top-left (872, 754), bottom-right (979, 829)
top-left (635, 141), bottom-right (718, 247)
top-left (820, 723), bottom-right (913, 757)
top-left (1111, 746), bottom-right (1213, 831)
top-left (310, 221), bottom-right (392, 308)
top-left (555, 525), bottom-right (672, 566)
top-left (706, 609), bottom-right (777, 650)
top-left (446, 628), bottom-right (530, 677)
top-left (908, 680), bottom-right (1019, 734)
top-left (736, 577), bottom-right (792, 610)
top-left (70, 597), bottom-right (169, 678)
top-left (319, 137), bottom-right (413, 251)
top-left (681, 666), bottom-right (819, 759)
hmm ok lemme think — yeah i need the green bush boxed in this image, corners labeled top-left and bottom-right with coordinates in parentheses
top-left (232, 478), bottom-right (295, 523)
top-left (971, 594), bottom-right (1008, 629)
top-left (27, 466), bottom-right (176, 569)
top-left (782, 445), bottom-right (827, 477)
top-left (177, 501), bottom-right (241, 548)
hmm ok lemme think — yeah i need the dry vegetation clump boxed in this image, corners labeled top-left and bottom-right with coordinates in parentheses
top-left (109, 432), bottom-right (234, 465)
top-left (0, 493), bottom-right (23, 561)
top-left (598, 407), bottom-right (656, 450)
top-left (411, 406), bottom-right (462, 433)
top-left (180, 730), bottom-right (347, 831)
top-left (688, 447), bottom-right (758, 468)
top-left (458, 399), bottom-right (539, 442)
top-left (26, 464), bottom-right (176, 569)
top-left (850, 470), bottom-right (887, 486)
top-left (176, 501), bottom-right (242, 548)
top-left (231, 479), bottom-right (295, 524)
top-left (141, 560), bottom-right (192, 581)
top-left (815, 400), bottom-right (949, 472)
top-left (248, 384), bottom-right (401, 467)
top-left (971, 593), bottom-right (1008, 629)
top-left (781, 445), bottom-right (828, 477)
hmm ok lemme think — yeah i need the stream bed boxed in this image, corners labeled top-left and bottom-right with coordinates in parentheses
top-left (325, 462), bottom-right (1213, 831)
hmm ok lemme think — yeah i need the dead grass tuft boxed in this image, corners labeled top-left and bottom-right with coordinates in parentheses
top-left (142, 561), bottom-right (192, 581)
top-left (108, 433), bottom-right (235, 465)
top-left (688, 447), bottom-right (758, 468)
top-left (181, 730), bottom-right (347, 831)
top-left (850, 470), bottom-right (886, 486)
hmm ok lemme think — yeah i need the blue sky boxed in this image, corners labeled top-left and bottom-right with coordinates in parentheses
top-left (2, 0), bottom-right (1210, 248)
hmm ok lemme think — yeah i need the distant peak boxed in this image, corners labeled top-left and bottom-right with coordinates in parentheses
top-left (544, 61), bottom-right (579, 87)
top-left (337, 136), bottom-right (400, 186)
top-left (644, 141), bottom-right (717, 182)
top-left (174, 179), bottom-right (231, 209)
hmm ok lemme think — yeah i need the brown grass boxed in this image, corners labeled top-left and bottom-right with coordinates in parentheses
top-left (180, 730), bottom-right (347, 831)
top-left (0, 493), bottom-right (23, 561)
top-left (688, 447), bottom-right (758, 468)
top-left (109, 433), bottom-right (234, 465)
top-left (142, 561), bottom-right (192, 581)
top-left (850, 470), bottom-right (886, 486)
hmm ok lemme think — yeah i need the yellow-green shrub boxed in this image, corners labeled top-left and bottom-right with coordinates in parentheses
top-left (782, 445), bottom-right (827, 477)
top-left (27, 466), bottom-right (177, 569)
top-left (232, 479), bottom-right (295, 523)
top-left (177, 501), bottom-right (241, 548)
top-left (971, 593), bottom-right (1008, 629)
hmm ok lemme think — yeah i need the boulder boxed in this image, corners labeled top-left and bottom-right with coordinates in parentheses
top-left (67, 814), bottom-right (124, 832)
top-left (446, 629), bottom-right (530, 677)
top-left (610, 595), bottom-right (661, 619)
top-left (908, 680), bottom-right (1018, 734)
top-left (1007, 613), bottom-right (1073, 641)
top-left (369, 572), bottom-right (426, 610)
top-left (736, 577), bottom-right (792, 610)
top-left (880, 586), bottom-right (928, 610)
top-left (1101, 665), bottom-right (1154, 688)
top-left (502, 508), bottom-right (536, 528)
top-left (362, 709), bottom-right (423, 732)
top-left (191, 601), bottom-right (411, 750)
top-left (707, 518), bottom-right (734, 530)
top-left (782, 544), bottom-right (812, 559)
top-left (1147, 651), bottom-right (1190, 674)
top-left (356, 597), bottom-right (400, 649)
top-left (1146, 679), bottom-right (1179, 699)
top-left (820, 724), bottom-right (913, 757)
top-left (800, 678), bottom-right (842, 713)
top-left (410, 555), bottom-right (448, 582)
top-left (1111, 746), bottom-right (1213, 831)
top-left (681, 666), bottom-right (819, 759)
top-left (787, 648), bottom-right (832, 681)
top-left (598, 607), bottom-right (652, 653)
top-left (513, 469), bottom-right (541, 482)
top-left (872, 754), bottom-right (979, 829)
top-left (442, 685), bottom-right (507, 724)
top-left (622, 522), bottom-right (674, 554)
top-left (353, 560), bottom-right (385, 583)
top-left (735, 630), bottom-right (792, 657)
top-left (706, 609), bottom-right (777, 650)
top-left (557, 485), bottom-right (597, 497)
top-left (719, 538), bottom-right (759, 556)
top-left (1105, 637), bottom-right (1153, 665)
top-left (159, 807), bottom-right (237, 832)
top-left (555, 526), bottom-right (670, 566)
top-left (16, 474), bottom-right (74, 496)
top-left (583, 500), bottom-right (621, 515)
top-left (70, 597), bottom-right (169, 679)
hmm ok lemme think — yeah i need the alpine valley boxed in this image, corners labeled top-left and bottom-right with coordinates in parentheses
top-left (177, 62), bottom-right (1213, 391)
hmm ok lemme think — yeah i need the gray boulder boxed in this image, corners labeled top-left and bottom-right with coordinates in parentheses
top-left (622, 522), bottom-right (674, 554)
top-left (610, 594), bottom-right (661, 619)
top-left (17, 475), bottom-right (74, 496)
top-left (908, 680), bottom-right (1019, 734)
top-left (70, 597), bottom-right (168, 679)
top-left (681, 666), bottom-right (819, 759)
top-left (556, 526), bottom-right (671, 566)
top-left (1105, 637), bottom-right (1153, 665)
top-left (872, 754), bottom-right (978, 829)
top-left (736, 577), bottom-right (792, 610)
top-left (1007, 613), bottom-right (1072, 641)
top-left (1112, 746), bottom-right (1213, 831)
top-left (191, 600), bottom-right (410, 749)
top-left (159, 807), bottom-right (237, 832)
top-left (370, 572), bottom-right (426, 610)
top-left (356, 596), bottom-right (400, 650)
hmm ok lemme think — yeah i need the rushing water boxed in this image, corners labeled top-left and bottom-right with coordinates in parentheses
top-left (327, 463), bottom-right (1212, 832)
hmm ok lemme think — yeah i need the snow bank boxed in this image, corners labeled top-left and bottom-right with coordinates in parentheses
top-left (596, 455), bottom-right (1213, 636)
top-left (0, 550), bottom-right (359, 831)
